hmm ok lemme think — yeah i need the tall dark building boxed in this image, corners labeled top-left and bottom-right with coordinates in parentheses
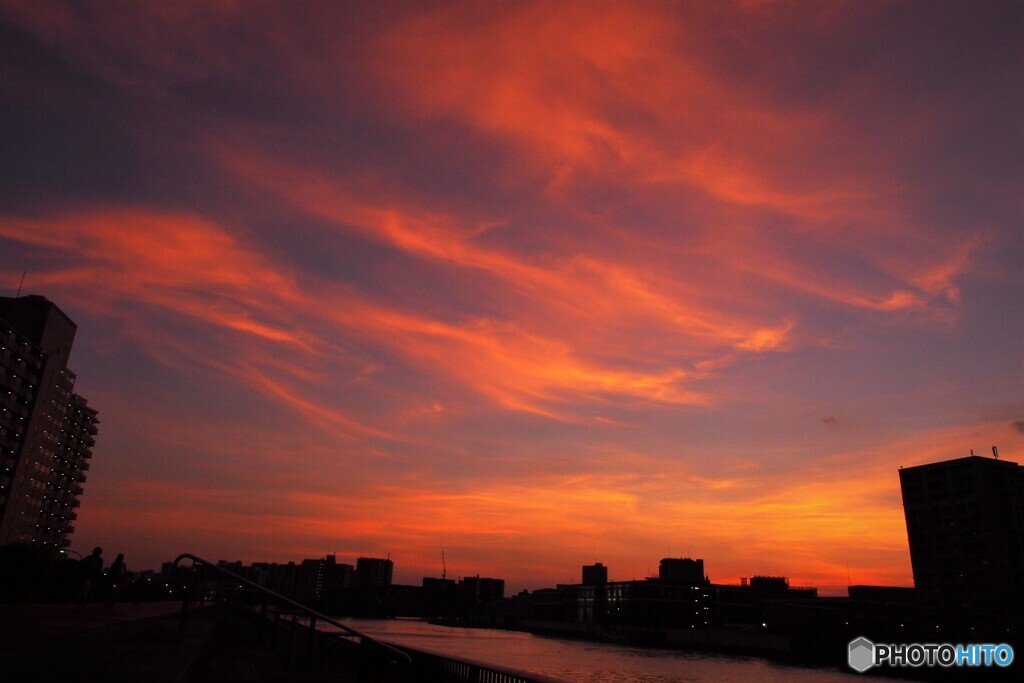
top-left (0, 295), bottom-right (98, 549)
top-left (355, 556), bottom-right (393, 588)
top-left (899, 453), bottom-right (1024, 633)
top-left (297, 554), bottom-right (354, 604)
top-left (659, 557), bottom-right (705, 584)
top-left (582, 562), bottom-right (608, 586)
top-left (478, 577), bottom-right (505, 603)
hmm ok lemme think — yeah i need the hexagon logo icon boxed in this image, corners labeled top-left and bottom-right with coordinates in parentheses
top-left (848, 637), bottom-right (875, 673)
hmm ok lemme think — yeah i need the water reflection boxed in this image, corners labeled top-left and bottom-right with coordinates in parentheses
top-left (328, 618), bottom-right (886, 683)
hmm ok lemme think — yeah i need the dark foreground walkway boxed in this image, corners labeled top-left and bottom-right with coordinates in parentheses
top-left (0, 602), bottom-right (359, 682)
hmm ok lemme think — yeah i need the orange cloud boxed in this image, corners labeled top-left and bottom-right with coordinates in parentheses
top-left (215, 147), bottom-right (797, 355)
top-left (69, 395), bottom-right (1024, 594)
top-left (0, 206), bottom-right (727, 422)
top-left (6, 1), bottom-right (1014, 596)
top-left (0, 209), bottom-right (388, 438)
top-left (370, 0), bottom-right (976, 325)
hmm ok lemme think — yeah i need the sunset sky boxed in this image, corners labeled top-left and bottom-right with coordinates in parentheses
top-left (1, 1), bottom-right (1021, 594)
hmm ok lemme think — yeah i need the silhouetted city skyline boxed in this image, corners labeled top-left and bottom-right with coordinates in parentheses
top-left (151, 450), bottom-right (1022, 629)
top-left (2, 2), bottom-right (1021, 679)
top-left (1, 0), bottom-right (1021, 601)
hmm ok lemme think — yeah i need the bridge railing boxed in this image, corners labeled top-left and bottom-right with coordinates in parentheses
top-left (171, 552), bottom-right (411, 680)
top-left (172, 552), bottom-right (566, 683)
top-left (394, 643), bottom-right (569, 683)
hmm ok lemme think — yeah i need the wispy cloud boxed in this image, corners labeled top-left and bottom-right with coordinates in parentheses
top-left (1, 0), bottom-right (1019, 592)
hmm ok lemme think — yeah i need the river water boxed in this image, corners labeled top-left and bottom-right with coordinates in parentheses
top-left (333, 618), bottom-right (884, 682)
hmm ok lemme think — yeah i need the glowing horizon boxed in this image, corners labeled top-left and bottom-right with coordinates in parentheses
top-left (1, 1), bottom-right (1021, 595)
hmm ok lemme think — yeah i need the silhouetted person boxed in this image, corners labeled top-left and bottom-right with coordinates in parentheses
top-left (81, 546), bottom-right (103, 603)
top-left (106, 553), bottom-right (127, 605)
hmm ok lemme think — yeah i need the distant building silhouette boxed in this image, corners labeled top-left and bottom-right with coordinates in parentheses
top-left (459, 575), bottom-right (505, 605)
top-left (532, 557), bottom-right (713, 630)
top-left (250, 560), bottom-right (299, 597)
top-left (899, 453), bottom-right (1024, 634)
top-left (422, 576), bottom-right (456, 593)
top-left (421, 576), bottom-right (457, 615)
top-left (480, 577), bottom-right (505, 603)
top-left (0, 295), bottom-right (98, 549)
top-left (659, 557), bottom-right (704, 584)
top-left (297, 554), bottom-right (353, 603)
top-left (355, 556), bottom-right (393, 587)
top-left (582, 562), bottom-right (607, 586)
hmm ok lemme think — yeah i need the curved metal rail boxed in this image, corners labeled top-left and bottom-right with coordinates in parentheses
top-left (172, 553), bottom-right (566, 682)
top-left (171, 552), bottom-right (411, 669)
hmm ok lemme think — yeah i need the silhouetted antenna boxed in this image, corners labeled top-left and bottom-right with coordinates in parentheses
top-left (16, 271), bottom-right (26, 297)
top-left (847, 562), bottom-right (852, 588)
top-left (441, 550), bottom-right (446, 580)
top-left (993, 445), bottom-right (999, 460)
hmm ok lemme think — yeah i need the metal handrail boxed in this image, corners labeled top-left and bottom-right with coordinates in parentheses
top-left (395, 642), bottom-right (569, 683)
top-left (171, 552), bottom-right (412, 668)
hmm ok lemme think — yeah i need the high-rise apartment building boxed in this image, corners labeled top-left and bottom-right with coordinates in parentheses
top-left (899, 453), bottom-right (1024, 633)
top-left (458, 575), bottom-right (505, 605)
top-left (582, 562), bottom-right (608, 586)
top-left (659, 557), bottom-right (706, 584)
top-left (355, 556), bottom-right (393, 588)
top-left (0, 295), bottom-right (97, 549)
top-left (297, 554), bottom-right (354, 603)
